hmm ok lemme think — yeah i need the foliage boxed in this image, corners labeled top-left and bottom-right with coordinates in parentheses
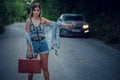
top-left (0, 0), bottom-right (27, 33)
top-left (0, 0), bottom-right (120, 44)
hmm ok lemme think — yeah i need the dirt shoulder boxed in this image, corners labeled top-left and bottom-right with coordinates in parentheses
top-left (92, 37), bottom-right (120, 52)
top-left (108, 43), bottom-right (120, 51)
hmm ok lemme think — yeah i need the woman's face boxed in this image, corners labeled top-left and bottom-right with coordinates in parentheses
top-left (32, 7), bottom-right (40, 17)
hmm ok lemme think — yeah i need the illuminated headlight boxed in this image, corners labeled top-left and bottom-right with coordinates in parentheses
top-left (83, 24), bottom-right (89, 29)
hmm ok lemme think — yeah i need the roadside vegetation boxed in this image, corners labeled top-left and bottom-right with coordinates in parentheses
top-left (0, 0), bottom-right (119, 45)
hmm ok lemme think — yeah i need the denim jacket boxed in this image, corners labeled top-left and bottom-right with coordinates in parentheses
top-left (25, 21), bottom-right (61, 55)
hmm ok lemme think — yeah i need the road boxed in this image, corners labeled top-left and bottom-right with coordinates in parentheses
top-left (0, 23), bottom-right (120, 80)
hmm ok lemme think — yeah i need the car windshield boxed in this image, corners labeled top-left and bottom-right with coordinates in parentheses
top-left (63, 15), bottom-right (84, 21)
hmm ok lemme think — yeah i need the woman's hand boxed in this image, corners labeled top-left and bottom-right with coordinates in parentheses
top-left (62, 23), bottom-right (76, 28)
top-left (68, 23), bottom-right (76, 28)
top-left (26, 43), bottom-right (33, 59)
top-left (27, 50), bottom-right (33, 59)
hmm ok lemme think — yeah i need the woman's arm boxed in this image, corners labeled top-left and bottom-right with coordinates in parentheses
top-left (26, 19), bottom-right (32, 51)
top-left (61, 23), bottom-right (75, 28)
top-left (42, 17), bottom-right (75, 28)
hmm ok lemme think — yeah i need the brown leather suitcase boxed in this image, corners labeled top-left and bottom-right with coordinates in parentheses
top-left (18, 59), bottom-right (41, 73)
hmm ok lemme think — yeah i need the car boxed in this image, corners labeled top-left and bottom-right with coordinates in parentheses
top-left (57, 13), bottom-right (90, 37)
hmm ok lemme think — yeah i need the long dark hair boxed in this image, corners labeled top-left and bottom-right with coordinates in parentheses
top-left (29, 2), bottom-right (42, 18)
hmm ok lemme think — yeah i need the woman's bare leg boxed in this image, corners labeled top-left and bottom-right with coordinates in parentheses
top-left (40, 53), bottom-right (50, 80)
top-left (28, 55), bottom-right (38, 80)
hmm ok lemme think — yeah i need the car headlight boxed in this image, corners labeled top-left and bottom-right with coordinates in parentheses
top-left (83, 24), bottom-right (89, 29)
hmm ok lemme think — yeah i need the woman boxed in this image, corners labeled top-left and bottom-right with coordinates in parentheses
top-left (26, 2), bottom-right (75, 80)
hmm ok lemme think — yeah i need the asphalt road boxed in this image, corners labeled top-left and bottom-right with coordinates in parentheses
top-left (0, 23), bottom-right (120, 80)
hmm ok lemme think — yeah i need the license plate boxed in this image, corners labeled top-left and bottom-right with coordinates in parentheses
top-left (71, 29), bottom-right (80, 32)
